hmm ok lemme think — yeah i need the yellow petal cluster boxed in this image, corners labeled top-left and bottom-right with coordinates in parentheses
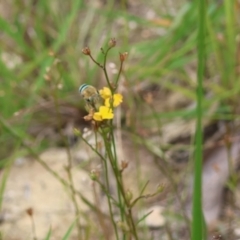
top-left (99, 87), bottom-right (112, 99)
top-left (93, 106), bottom-right (114, 121)
top-left (93, 87), bottom-right (123, 122)
top-left (105, 93), bottom-right (123, 107)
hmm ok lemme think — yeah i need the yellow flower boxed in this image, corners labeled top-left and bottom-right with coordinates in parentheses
top-left (93, 106), bottom-right (114, 121)
top-left (99, 87), bottom-right (112, 99)
top-left (105, 93), bottom-right (123, 107)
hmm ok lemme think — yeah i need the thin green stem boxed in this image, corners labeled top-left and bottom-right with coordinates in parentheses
top-left (101, 130), bottom-right (139, 240)
top-left (102, 131), bottom-right (125, 215)
top-left (103, 47), bottom-right (114, 91)
top-left (82, 130), bottom-right (119, 238)
top-left (92, 182), bottom-right (110, 240)
top-left (102, 155), bottom-right (120, 240)
top-left (89, 53), bottom-right (104, 69)
top-left (115, 60), bottom-right (123, 86)
top-left (79, 133), bottom-right (106, 163)
top-left (96, 179), bottom-right (119, 206)
top-left (110, 130), bottom-right (125, 222)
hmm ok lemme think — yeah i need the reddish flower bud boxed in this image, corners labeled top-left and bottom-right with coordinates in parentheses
top-left (121, 160), bottom-right (129, 170)
top-left (119, 52), bottom-right (128, 62)
top-left (82, 47), bottom-right (91, 55)
top-left (26, 208), bottom-right (33, 216)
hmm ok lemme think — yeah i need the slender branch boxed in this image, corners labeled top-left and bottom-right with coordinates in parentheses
top-left (102, 47), bottom-right (114, 91)
top-left (115, 60), bottom-right (123, 86)
top-left (89, 53), bottom-right (104, 68)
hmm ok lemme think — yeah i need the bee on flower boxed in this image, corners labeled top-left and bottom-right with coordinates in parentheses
top-left (79, 84), bottom-right (103, 112)
top-left (79, 84), bottom-right (123, 121)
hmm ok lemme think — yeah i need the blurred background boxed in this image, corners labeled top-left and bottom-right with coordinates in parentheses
top-left (0, 0), bottom-right (240, 239)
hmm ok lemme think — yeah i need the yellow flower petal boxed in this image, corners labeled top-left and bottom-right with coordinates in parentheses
top-left (104, 98), bottom-right (111, 108)
top-left (113, 94), bottom-right (123, 107)
top-left (93, 106), bottom-right (114, 121)
top-left (104, 94), bottom-right (123, 108)
top-left (99, 87), bottom-right (112, 99)
top-left (100, 106), bottom-right (114, 119)
top-left (93, 112), bottom-right (103, 121)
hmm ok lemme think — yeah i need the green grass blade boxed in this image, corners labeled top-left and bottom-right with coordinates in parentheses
top-left (33, 0), bottom-right (83, 92)
top-left (61, 220), bottom-right (76, 240)
top-left (191, 0), bottom-right (206, 239)
top-left (44, 227), bottom-right (52, 240)
top-left (0, 17), bottom-right (33, 57)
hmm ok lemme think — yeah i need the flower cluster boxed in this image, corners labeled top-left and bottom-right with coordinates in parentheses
top-left (93, 87), bottom-right (123, 121)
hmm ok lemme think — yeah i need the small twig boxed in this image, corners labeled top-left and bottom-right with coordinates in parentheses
top-left (115, 59), bottom-right (123, 86)
top-left (26, 208), bottom-right (37, 240)
top-left (130, 191), bottom-right (160, 208)
top-left (89, 53), bottom-right (104, 69)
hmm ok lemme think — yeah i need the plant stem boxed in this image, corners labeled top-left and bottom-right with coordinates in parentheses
top-left (101, 130), bottom-right (139, 240)
top-left (102, 151), bottom-right (120, 240)
top-left (103, 47), bottom-right (114, 91)
top-left (110, 130), bottom-right (125, 222)
top-left (115, 60), bottom-right (123, 86)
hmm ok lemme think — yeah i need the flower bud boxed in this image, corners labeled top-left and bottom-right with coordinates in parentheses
top-left (73, 128), bottom-right (81, 136)
top-left (108, 38), bottom-right (116, 48)
top-left (117, 221), bottom-right (129, 232)
top-left (90, 169), bottom-right (99, 181)
top-left (82, 47), bottom-right (91, 55)
top-left (156, 183), bottom-right (165, 193)
top-left (125, 189), bottom-right (133, 203)
top-left (119, 52), bottom-right (128, 62)
top-left (26, 208), bottom-right (33, 216)
top-left (84, 113), bottom-right (93, 121)
top-left (121, 160), bottom-right (128, 170)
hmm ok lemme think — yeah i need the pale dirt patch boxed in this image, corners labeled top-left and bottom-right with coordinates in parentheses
top-left (1, 148), bottom-right (94, 240)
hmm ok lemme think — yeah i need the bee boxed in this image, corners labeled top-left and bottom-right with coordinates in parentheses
top-left (79, 84), bottom-right (103, 113)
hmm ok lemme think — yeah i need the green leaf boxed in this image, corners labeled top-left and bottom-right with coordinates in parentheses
top-left (62, 220), bottom-right (76, 240)
top-left (44, 228), bottom-right (52, 240)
